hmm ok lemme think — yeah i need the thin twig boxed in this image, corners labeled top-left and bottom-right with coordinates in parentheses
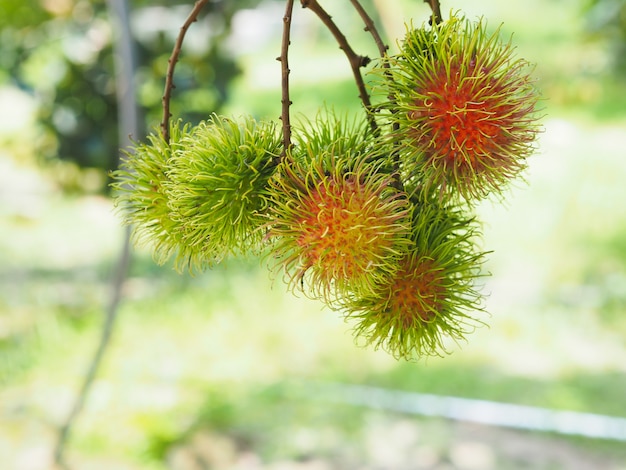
top-left (161, 0), bottom-right (209, 143)
top-left (350, 0), bottom-right (406, 186)
top-left (300, 0), bottom-right (376, 132)
top-left (277, 0), bottom-right (295, 160)
top-left (424, 0), bottom-right (442, 25)
top-left (349, 0), bottom-right (388, 58)
top-left (349, 0), bottom-right (391, 129)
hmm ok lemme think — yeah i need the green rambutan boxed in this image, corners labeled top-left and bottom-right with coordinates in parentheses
top-left (342, 202), bottom-right (487, 359)
top-left (111, 115), bottom-right (281, 273)
top-left (291, 108), bottom-right (373, 158)
top-left (111, 120), bottom-right (195, 266)
top-left (376, 14), bottom-right (541, 202)
top-left (166, 114), bottom-right (282, 270)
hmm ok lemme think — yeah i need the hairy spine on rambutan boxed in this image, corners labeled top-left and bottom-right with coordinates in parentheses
top-left (266, 147), bottom-right (411, 304)
top-left (111, 120), bottom-right (195, 267)
top-left (112, 116), bottom-right (282, 273)
top-left (166, 114), bottom-right (282, 272)
top-left (342, 201), bottom-right (488, 359)
top-left (373, 14), bottom-right (541, 203)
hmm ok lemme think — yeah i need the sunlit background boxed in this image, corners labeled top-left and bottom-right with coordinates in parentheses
top-left (1, 0), bottom-right (626, 469)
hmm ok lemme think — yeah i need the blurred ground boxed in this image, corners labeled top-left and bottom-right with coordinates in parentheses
top-left (2, 115), bottom-right (626, 469)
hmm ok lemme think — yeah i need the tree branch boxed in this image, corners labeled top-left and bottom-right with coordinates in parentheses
top-left (349, 0), bottom-right (388, 58)
top-left (277, 0), bottom-right (295, 160)
top-left (300, 0), bottom-right (376, 132)
top-left (424, 0), bottom-right (442, 25)
top-left (161, 0), bottom-right (209, 143)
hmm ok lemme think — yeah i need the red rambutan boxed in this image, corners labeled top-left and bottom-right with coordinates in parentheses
top-left (378, 14), bottom-right (541, 201)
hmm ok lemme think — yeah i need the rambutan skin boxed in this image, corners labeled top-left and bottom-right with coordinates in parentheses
top-left (166, 115), bottom-right (282, 271)
top-left (291, 109), bottom-right (373, 158)
top-left (111, 120), bottom-right (196, 266)
top-left (112, 116), bottom-right (281, 273)
top-left (342, 202), bottom-right (487, 360)
top-left (376, 14), bottom-right (542, 202)
top-left (266, 148), bottom-right (411, 303)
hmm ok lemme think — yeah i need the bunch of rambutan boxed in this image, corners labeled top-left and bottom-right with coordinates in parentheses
top-left (112, 13), bottom-right (541, 360)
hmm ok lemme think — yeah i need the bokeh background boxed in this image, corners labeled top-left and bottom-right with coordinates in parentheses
top-left (1, 0), bottom-right (626, 469)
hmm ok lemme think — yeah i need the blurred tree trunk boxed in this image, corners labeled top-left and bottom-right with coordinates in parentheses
top-left (54, 0), bottom-right (137, 466)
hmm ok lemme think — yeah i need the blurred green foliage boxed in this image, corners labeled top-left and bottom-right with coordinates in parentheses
top-left (0, 0), bottom-right (264, 190)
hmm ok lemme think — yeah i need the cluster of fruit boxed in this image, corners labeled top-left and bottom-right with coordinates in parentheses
top-left (113, 14), bottom-right (541, 359)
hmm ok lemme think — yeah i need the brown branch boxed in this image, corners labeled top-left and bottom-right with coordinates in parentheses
top-left (300, 0), bottom-right (376, 132)
top-left (424, 0), bottom-right (442, 25)
top-left (277, 0), bottom-right (295, 160)
top-left (350, 0), bottom-right (406, 183)
top-left (349, 0), bottom-right (388, 58)
top-left (161, 0), bottom-right (209, 143)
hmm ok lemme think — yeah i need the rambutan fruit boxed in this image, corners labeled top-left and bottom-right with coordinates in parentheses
top-left (376, 14), bottom-right (541, 202)
top-left (111, 120), bottom-right (195, 267)
top-left (291, 108), bottom-right (373, 158)
top-left (342, 202), bottom-right (487, 359)
top-left (165, 114), bottom-right (282, 271)
top-left (266, 145), bottom-right (410, 303)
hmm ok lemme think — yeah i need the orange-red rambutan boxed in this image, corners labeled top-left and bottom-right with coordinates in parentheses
top-left (266, 150), bottom-right (410, 303)
top-left (378, 14), bottom-right (541, 202)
